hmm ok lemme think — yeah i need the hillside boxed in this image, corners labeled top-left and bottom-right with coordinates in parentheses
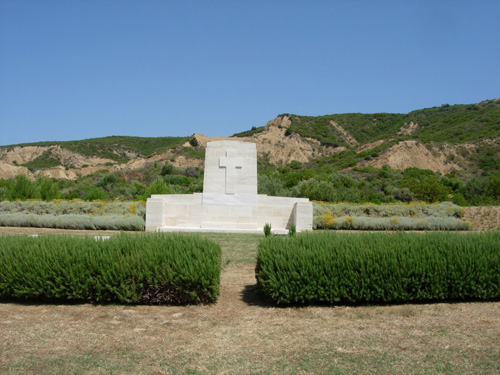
top-left (0, 99), bottom-right (499, 206)
top-left (263, 98), bottom-right (500, 176)
top-left (1, 99), bottom-right (499, 180)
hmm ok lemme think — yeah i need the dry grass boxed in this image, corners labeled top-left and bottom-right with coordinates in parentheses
top-left (463, 206), bottom-right (500, 231)
top-left (1, 228), bottom-right (499, 374)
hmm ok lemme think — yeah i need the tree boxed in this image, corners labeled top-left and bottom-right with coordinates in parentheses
top-left (402, 175), bottom-right (449, 202)
top-left (36, 175), bottom-right (59, 200)
top-left (189, 137), bottom-right (199, 147)
top-left (11, 174), bottom-right (37, 200)
top-left (488, 173), bottom-right (500, 200)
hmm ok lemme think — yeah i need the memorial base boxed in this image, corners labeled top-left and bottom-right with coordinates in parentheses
top-left (145, 193), bottom-right (313, 233)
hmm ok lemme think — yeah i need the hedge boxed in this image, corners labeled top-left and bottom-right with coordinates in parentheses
top-left (313, 201), bottom-right (470, 231)
top-left (0, 234), bottom-right (221, 305)
top-left (0, 200), bottom-right (146, 231)
top-left (256, 232), bottom-right (500, 305)
top-left (0, 213), bottom-right (145, 231)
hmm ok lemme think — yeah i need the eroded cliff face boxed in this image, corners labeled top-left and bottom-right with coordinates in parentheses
top-left (1, 114), bottom-right (499, 180)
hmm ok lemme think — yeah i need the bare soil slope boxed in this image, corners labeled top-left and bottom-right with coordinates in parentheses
top-left (193, 115), bottom-right (339, 165)
top-left (358, 140), bottom-right (466, 175)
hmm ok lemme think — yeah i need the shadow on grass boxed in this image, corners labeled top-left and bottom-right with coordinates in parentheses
top-left (239, 285), bottom-right (500, 309)
top-left (240, 284), bottom-right (276, 307)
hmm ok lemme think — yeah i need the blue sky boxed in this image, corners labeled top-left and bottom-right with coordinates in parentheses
top-left (1, 0), bottom-right (499, 146)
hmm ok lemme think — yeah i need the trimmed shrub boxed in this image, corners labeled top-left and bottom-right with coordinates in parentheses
top-left (0, 200), bottom-right (146, 231)
top-left (313, 201), bottom-right (469, 231)
top-left (314, 215), bottom-right (470, 231)
top-left (256, 232), bottom-right (500, 305)
top-left (0, 213), bottom-right (145, 231)
top-left (0, 200), bottom-right (146, 218)
top-left (0, 234), bottom-right (221, 305)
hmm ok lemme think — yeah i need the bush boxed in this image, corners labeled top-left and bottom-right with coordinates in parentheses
top-left (312, 202), bottom-right (469, 231)
top-left (313, 215), bottom-right (470, 231)
top-left (264, 223), bottom-right (271, 237)
top-left (256, 232), bottom-right (500, 305)
top-left (0, 234), bottom-right (221, 304)
top-left (0, 213), bottom-right (145, 231)
top-left (0, 200), bottom-right (146, 218)
top-left (0, 200), bottom-right (146, 230)
top-left (189, 137), bottom-right (199, 147)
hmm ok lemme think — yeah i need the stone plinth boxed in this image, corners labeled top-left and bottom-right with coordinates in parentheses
top-left (146, 141), bottom-right (313, 233)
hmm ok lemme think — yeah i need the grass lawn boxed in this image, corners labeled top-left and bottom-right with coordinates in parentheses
top-left (0, 228), bottom-right (499, 374)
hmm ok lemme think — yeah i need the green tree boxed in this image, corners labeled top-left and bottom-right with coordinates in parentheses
top-left (487, 173), bottom-right (500, 200)
top-left (84, 187), bottom-right (108, 201)
top-left (258, 174), bottom-right (289, 196)
top-left (189, 137), bottom-right (199, 147)
top-left (464, 176), bottom-right (490, 205)
top-left (36, 175), bottom-right (59, 200)
top-left (10, 174), bottom-right (37, 200)
top-left (143, 178), bottom-right (173, 199)
top-left (402, 169), bottom-right (449, 202)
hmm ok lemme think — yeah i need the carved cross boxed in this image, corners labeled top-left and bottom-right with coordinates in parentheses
top-left (219, 152), bottom-right (244, 194)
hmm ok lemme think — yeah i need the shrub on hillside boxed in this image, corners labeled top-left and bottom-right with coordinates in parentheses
top-left (256, 232), bottom-right (500, 305)
top-left (0, 234), bottom-right (221, 304)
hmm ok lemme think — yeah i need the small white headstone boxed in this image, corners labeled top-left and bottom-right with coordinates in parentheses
top-left (94, 236), bottom-right (110, 241)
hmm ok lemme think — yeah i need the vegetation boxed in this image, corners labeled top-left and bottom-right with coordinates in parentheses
top-left (6, 135), bottom-right (189, 162)
top-left (1, 230), bottom-right (499, 374)
top-left (22, 149), bottom-right (61, 171)
top-left (232, 125), bottom-right (266, 137)
top-left (1, 100), bottom-right (499, 207)
top-left (285, 100), bottom-right (500, 147)
top-left (1, 162), bottom-right (499, 212)
top-left (263, 223), bottom-right (271, 237)
top-left (288, 113), bottom-right (404, 147)
top-left (313, 202), bottom-right (469, 230)
top-left (0, 162), bottom-right (204, 202)
top-left (0, 213), bottom-right (144, 231)
top-left (409, 101), bottom-right (500, 143)
top-left (258, 166), bottom-right (500, 206)
top-left (0, 200), bottom-right (146, 231)
top-left (0, 200), bottom-right (146, 217)
top-left (0, 233), bottom-right (221, 304)
top-left (256, 232), bottom-right (500, 305)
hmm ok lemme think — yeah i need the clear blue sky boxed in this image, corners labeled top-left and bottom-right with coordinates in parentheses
top-left (1, 0), bottom-right (499, 146)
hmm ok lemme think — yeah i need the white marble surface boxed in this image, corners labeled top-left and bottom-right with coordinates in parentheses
top-left (146, 141), bottom-right (312, 233)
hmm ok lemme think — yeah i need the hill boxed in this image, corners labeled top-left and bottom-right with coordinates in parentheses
top-left (249, 98), bottom-right (500, 175)
top-left (0, 99), bottom-right (499, 205)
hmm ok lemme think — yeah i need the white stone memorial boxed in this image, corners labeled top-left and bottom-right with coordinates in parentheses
top-left (145, 141), bottom-right (313, 233)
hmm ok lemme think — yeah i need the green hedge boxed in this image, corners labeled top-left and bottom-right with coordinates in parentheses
top-left (0, 234), bottom-right (221, 305)
top-left (256, 232), bottom-right (500, 305)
